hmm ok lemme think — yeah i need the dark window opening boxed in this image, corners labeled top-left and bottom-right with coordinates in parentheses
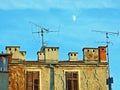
top-left (15, 48), bottom-right (17, 51)
top-left (87, 50), bottom-right (89, 52)
top-left (51, 48), bottom-right (53, 51)
top-left (34, 80), bottom-right (39, 90)
top-left (102, 48), bottom-right (104, 50)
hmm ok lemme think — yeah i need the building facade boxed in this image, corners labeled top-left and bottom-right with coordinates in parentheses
top-left (0, 46), bottom-right (109, 90)
top-left (0, 53), bottom-right (11, 90)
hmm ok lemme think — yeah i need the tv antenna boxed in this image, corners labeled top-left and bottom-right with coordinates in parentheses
top-left (92, 30), bottom-right (119, 90)
top-left (29, 21), bottom-right (58, 47)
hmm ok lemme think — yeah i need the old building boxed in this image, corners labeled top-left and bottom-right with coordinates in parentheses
top-left (0, 52), bottom-right (11, 90)
top-left (0, 45), bottom-right (109, 90)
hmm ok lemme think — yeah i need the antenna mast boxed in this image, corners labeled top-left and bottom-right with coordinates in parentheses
top-left (92, 30), bottom-right (119, 90)
top-left (30, 21), bottom-right (58, 47)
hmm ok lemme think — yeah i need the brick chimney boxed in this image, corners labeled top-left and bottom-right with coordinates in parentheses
top-left (98, 46), bottom-right (107, 62)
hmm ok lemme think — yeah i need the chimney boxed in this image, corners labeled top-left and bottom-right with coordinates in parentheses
top-left (37, 51), bottom-right (45, 61)
top-left (6, 46), bottom-right (26, 60)
top-left (98, 46), bottom-right (107, 62)
top-left (37, 47), bottom-right (59, 63)
top-left (20, 51), bottom-right (26, 60)
top-left (83, 48), bottom-right (99, 62)
top-left (68, 52), bottom-right (78, 61)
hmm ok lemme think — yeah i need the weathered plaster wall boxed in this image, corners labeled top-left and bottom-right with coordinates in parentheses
top-left (9, 64), bottom-right (25, 90)
top-left (54, 65), bottom-right (109, 90)
top-left (80, 66), bottom-right (108, 90)
top-left (54, 67), bottom-right (64, 90)
top-left (8, 63), bottom-right (108, 90)
top-left (41, 67), bottom-right (50, 90)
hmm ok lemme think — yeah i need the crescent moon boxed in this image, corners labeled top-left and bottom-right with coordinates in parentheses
top-left (72, 15), bottom-right (76, 21)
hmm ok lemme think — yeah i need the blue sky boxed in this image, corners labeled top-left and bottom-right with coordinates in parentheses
top-left (0, 0), bottom-right (120, 89)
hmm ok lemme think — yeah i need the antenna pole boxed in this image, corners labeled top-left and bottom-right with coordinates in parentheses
top-left (92, 30), bottom-right (119, 90)
top-left (41, 29), bottom-right (44, 47)
top-left (30, 21), bottom-right (59, 47)
top-left (30, 21), bottom-right (49, 47)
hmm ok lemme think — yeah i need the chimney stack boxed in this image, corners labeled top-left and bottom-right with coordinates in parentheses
top-left (37, 47), bottom-right (59, 63)
top-left (6, 46), bottom-right (26, 60)
top-left (68, 52), bottom-right (78, 61)
top-left (98, 46), bottom-right (107, 62)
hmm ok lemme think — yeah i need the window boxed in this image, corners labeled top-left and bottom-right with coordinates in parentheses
top-left (65, 72), bottom-right (78, 90)
top-left (3, 58), bottom-right (8, 71)
top-left (0, 57), bottom-right (8, 72)
top-left (26, 71), bottom-right (39, 90)
top-left (34, 80), bottom-right (39, 90)
top-left (0, 58), bottom-right (2, 71)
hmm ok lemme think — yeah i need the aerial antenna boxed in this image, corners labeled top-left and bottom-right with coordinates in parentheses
top-left (92, 30), bottom-right (119, 46)
top-left (29, 21), bottom-right (58, 47)
top-left (92, 30), bottom-right (119, 90)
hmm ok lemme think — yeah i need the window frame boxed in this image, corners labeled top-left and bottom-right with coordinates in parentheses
top-left (0, 57), bottom-right (3, 71)
top-left (0, 57), bottom-right (8, 72)
top-left (64, 70), bottom-right (80, 90)
top-left (25, 69), bottom-right (41, 90)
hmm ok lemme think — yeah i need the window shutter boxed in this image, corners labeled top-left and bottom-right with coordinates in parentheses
top-left (65, 72), bottom-right (78, 90)
top-left (26, 71), bottom-right (39, 90)
top-left (26, 72), bottom-right (33, 90)
top-left (33, 72), bottom-right (39, 90)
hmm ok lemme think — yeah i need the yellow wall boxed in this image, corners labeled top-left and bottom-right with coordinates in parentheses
top-left (8, 63), bottom-right (108, 90)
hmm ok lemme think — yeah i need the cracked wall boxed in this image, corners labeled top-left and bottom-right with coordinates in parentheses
top-left (9, 64), bottom-right (25, 90)
top-left (54, 65), bottom-right (108, 90)
top-left (8, 64), bottom-right (108, 90)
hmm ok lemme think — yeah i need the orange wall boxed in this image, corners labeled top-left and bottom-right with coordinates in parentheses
top-left (8, 65), bottom-right (25, 90)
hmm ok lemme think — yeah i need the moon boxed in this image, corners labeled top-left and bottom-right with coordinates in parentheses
top-left (72, 15), bottom-right (76, 21)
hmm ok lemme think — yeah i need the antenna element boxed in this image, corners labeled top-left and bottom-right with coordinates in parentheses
top-left (29, 21), bottom-right (58, 47)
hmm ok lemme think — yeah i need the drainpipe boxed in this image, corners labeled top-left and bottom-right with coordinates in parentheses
top-left (49, 64), bottom-right (54, 90)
